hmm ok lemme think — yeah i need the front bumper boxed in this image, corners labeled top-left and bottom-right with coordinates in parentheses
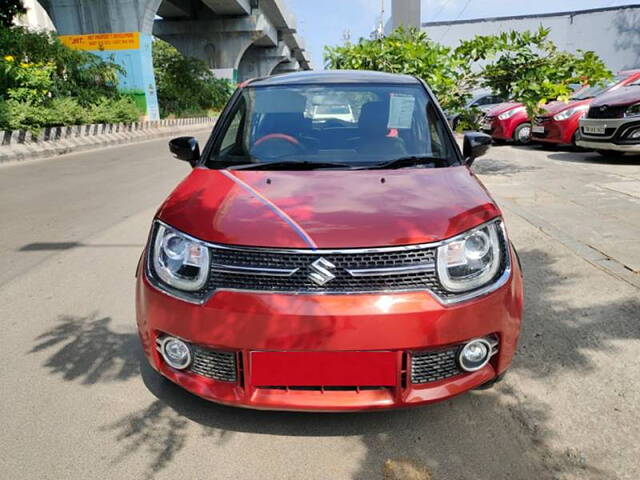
top-left (576, 117), bottom-right (640, 152)
top-left (531, 117), bottom-right (577, 145)
top-left (136, 249), bottom-right (523, 411)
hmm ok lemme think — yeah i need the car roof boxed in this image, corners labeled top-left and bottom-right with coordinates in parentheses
top-left (247, 70), bottom-right (421, 87)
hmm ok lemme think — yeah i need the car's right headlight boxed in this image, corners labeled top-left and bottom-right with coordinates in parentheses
top-left (498, 107), bottom-right (525, 120)
top-left (437, 219), bottom-right (505, 293)
top-left (150, 222), bottom-right (210, 292)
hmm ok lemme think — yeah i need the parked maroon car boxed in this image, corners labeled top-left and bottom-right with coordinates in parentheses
top-left (531, 70), bottom-right (640, 147)
top-left (480, 102), bottom-right (530, 144)
top-left (577, 78), bottom-right (640, 156)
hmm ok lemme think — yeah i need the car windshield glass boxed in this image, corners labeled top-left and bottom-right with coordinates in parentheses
top-left (571, 75), bottom-right (626, 100)
top-left (207, 83), bottom-right (457, 169)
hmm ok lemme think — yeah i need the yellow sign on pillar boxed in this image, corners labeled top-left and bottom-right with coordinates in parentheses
top-left (59, 32), bottom-right (140, 51)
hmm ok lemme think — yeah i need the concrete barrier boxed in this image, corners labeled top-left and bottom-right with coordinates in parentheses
top-left (0, 116), bottom-right (218, 165)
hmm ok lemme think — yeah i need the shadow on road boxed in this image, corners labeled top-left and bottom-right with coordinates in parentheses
top-left (546, 151), bottom-right (640, 166)
top-left (31, 313), bottom-right (140, 384)
top-left (32, 245), bottom-right (635, 479)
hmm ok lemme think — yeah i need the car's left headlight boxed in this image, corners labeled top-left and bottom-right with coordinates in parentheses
top-left (437, 220), bottom-right (505, 293)
top-left (553, 105), bottom-right (588, 121)
top-left (624, 102), bottom-right (640, 118)
top-left (150, 222), bottom-right (210, 292)
top-left (498, 107), bottom-right (524, 120)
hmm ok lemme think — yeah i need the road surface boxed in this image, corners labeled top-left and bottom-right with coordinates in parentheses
top-left (1, 134), bottom-right (639, 480)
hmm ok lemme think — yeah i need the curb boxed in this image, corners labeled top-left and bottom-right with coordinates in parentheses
top-left (0, 117), bottom-right (217, 166)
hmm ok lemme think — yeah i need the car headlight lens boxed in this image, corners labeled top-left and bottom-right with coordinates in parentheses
top-left (151, 223), bottom-right (210, 291)
top-left (498, 107), bottom-right (524, 120)
top-left (553, 105), bottom-right (588, 121)
top-left (624, 102), bottom-right (640, 118)
top-left (437, 220), bottom-right (503, 292)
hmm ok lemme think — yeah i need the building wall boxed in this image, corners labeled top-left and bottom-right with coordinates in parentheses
top-left (422, 6), bottom-right (640, 72)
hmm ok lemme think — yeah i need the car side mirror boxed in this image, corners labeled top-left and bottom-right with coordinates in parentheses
top-left (463, 132), bottom-right (492, 166)
top-left (169, 136), bottom-right (200, 166)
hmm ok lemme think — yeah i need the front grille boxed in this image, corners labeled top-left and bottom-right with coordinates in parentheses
top-left (189, 345), bottom-right (237, 382)
top-left (207, 246), bottom-right (448, 295)
top-left (411, 347), bottom-right (462, 384)
top-left (534, 116), bottom-right (552, 124)
top-left (587, 105), bottom-right (626, 119)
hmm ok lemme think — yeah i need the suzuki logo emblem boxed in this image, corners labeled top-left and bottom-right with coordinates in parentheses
top-left (308, 257), bottom-right (336, 286)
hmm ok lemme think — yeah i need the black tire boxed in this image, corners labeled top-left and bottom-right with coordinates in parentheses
top-left (513, 123), bottom-right (531, 145)
top-left (474, 372), bottom-right (507, 390)
top-left (596, 150), bottom-right (625, 158)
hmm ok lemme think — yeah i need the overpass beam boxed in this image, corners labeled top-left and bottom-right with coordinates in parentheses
top-left (154, 11), bottom-right (278, 82)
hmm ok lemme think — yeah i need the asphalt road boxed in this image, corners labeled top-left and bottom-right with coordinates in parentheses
top-left (1, 135), bottom-right (639, 480)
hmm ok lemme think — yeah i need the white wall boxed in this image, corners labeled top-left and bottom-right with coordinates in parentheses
top-left (423, 6), bottom-right (640, 72)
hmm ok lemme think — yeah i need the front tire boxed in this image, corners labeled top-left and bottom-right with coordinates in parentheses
top-left (513, 123), bottom-right (531, 145)
top-left (475, 372), bottom-right (507, 390)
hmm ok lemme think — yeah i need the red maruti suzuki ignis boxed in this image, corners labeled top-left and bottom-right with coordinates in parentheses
top-left (136, 71), bottom-right (523, 411)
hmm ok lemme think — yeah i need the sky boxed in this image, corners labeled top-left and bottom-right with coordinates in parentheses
top-left (287, 0), bottom-right (640, 69)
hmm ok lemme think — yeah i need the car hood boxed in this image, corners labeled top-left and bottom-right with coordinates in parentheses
top-left (156, 168), bottom-right (501, 249)
top-left (590, 85), bottom-right (640, 108)
top-left (486, 102), bottom-right (522, 116)
top-left (539, 98), bottom-right (590, 116)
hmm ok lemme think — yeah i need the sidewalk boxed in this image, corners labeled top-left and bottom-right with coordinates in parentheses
top-left (0, 117), bottom-right (217, 166)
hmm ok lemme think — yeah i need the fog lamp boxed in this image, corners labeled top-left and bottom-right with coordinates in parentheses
top-left (626, 128), bottom-right (640, 139)
top-left (160, 337), bottom-right (192, 370)
top-left (458, 339), bottom-right (491, 372)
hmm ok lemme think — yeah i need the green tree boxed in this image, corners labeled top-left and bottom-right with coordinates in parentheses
top-left (324, 27), bottom-right (478, 114)
top-left (0, 0), bottom-right (26, 28)
top-left (0, 27), bottom-right (122, 105)
top-left (152, 39), bottom-right (234, 117)
top-left (456, 27), bottom-right (612, 116)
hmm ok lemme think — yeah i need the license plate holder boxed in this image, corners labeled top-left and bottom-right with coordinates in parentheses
top-left (583, 125), bottom-right (606, 135)
top-left (250, 351), bottom-right (397, 386)
top-left (531, 125), bottom-right (545, 134)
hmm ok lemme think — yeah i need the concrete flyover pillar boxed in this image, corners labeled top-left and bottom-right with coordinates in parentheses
top-left (153, 9), bottom-right (279, 83)
top-left (237, 41), bottom-right (291, 81)
top-left (42, 0), bottom-right (162, 120)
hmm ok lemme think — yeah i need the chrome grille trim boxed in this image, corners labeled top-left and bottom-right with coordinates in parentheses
top-left (210, 263), bottom-right (299, 276)
top-left (346, 262), bottom-right (435, 277)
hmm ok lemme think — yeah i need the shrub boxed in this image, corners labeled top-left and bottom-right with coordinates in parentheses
top-left (87, 97), bottom-right (140, 124)
top-left (153, 39), bottom-right (234, 117)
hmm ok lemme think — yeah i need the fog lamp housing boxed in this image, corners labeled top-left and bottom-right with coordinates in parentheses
top-left (458, 338), bottom-right (492, 372)
top-left (159, 336), bottom-right (192, 370)
top-left (625, 127), bottom-right (640, 139)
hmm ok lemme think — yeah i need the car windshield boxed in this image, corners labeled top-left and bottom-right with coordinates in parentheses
top-left (571, 74), bottom-right (626, 100)
top-left (207, 83), bottom-right (457, 169)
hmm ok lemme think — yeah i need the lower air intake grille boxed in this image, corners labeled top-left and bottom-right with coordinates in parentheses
top-left (411, 347), bottom-right (462, 384)
top-left (189, 345), bottom-right (237, 382)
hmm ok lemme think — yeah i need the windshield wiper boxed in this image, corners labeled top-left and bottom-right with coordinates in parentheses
top-left (229, 160), bottom-right (354, 171)
top-left (358, 155), bottom-right (450, 170)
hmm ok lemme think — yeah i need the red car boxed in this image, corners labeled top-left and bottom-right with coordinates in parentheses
top-left (136, 71), bottom-right (524, 411)
top-left (480, 102), bottom-right (531, 144)
top-left (531, 70), bottom-right (640, 147)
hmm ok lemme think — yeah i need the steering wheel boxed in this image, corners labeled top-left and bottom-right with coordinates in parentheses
top-left (251, 133), bottom-right (304, 159)
top-left (254, 133), bottom-right (300, 147)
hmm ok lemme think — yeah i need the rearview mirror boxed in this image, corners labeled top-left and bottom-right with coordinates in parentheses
top-left (169, 137), bottom-right (200, 165)
top-left (463, 132), bottom-right (492, 166)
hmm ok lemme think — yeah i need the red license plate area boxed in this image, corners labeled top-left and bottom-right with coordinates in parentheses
top-left (250, 351), bottom-right (397, 387)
